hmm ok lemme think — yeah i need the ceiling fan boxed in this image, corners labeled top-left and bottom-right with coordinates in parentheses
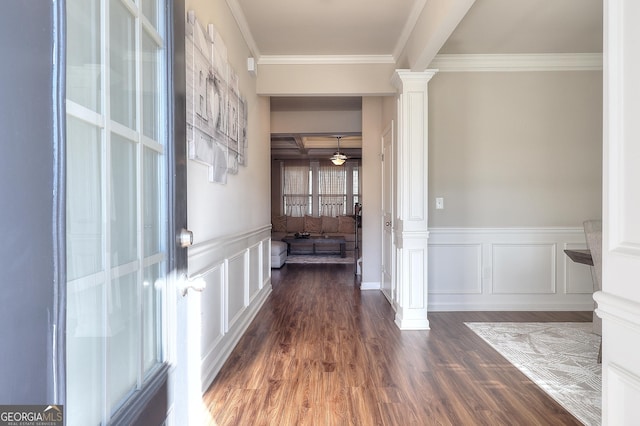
top-left (330, 136), bottom-right (348, 165)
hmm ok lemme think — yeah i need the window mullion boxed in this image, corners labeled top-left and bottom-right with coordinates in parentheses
top-left (346, 163), bottom-right (353, 215)
top-left (311, 161), bottom-right (319, 216)
top-left (134, 3), bottom-right (145, 391)
top-left (101, 0), bottom-right (111, 422)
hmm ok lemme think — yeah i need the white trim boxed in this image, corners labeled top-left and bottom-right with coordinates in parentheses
top-left (429, 53), bottom-right (603, 72)
top-left (427, 227), bottom-right (594, 312)
top-left (188, 225), bottom-right (271, 278)
top-left (428, 226), bottom-right (585, 236)
top-left (594, 291), bottom-right (640, 334)
top-left (360, 281), bottom-right (381, 290)
top-left (191, 229), bottom-right (273, 393)
top-left (257, 54), bottom-right (396, 65)
top-left (200, 282), bottom-right (271, 392)
top-left (66, 100), bottom-right (105, 127)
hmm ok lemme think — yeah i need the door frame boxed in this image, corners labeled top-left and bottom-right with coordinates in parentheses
top-left (381, 121), bottom-right (395, 304)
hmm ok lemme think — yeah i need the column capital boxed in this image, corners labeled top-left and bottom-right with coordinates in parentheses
top-left (391, 69), bottom-right (438, 92)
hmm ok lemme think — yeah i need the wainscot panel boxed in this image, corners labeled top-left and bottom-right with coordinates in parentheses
top-left (188, 225), bottom-right (272, 392)
top-left (200, 265), bottom-right (224, 357)
top-left (227, 252), bottom-right (247, 330)
top-left (428, 244), bottom-right (482, 294)
top-left (427, 228), bottom-right (594, 311)
top-left (262, 241), bottom-right (270, 288)
top-left (596, 293), bottom-right (640, 424)
top-left (492, 243), bottom-right (556, 294)
top-left (249, 243), bottom-right (262, 301)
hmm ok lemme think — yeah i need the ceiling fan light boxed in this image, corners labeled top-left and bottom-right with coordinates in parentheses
top-left (330, 137), bottom-right (348, 165)
top-left (330, 153), bottom-right (346, 165)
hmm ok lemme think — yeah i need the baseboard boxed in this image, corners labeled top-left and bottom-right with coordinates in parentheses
top-left (428, 301), bottom-right (594, 312)
top-left (360, 281), bottom-right (381, 290)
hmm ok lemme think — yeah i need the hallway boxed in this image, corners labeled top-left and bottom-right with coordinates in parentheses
top-left (203, 264), bottom-right (588, 425)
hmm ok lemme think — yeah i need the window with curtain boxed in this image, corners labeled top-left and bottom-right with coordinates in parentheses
top-left (282, 161), bottom-right (311, 216)
top-left (319, 160), bottom-right (346, 216)
top-left (281, 160), bottom-right (360, 217)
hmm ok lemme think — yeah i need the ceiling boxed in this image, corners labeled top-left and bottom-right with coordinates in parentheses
top-left (234, 0), bottom-right (422, 57)
top-left (228, 0), bottom-right (603, 159)
top-left (232, 0), bottom-right (602, 58)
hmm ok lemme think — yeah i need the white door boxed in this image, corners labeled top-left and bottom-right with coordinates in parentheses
top-left (598, 0), bottom-right (640, 423)
top-left (65, 0), bottom-right (185, 423)
top-left (381, 122), bottom-right (395, 302)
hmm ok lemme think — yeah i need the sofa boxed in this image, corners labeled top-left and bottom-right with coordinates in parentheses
top-left (271, 240), bottom-right (288, 268)
top-left (271, 214), bottom-right (359, 260)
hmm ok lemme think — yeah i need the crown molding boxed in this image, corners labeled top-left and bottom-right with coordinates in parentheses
top-left (429, 53), bottom-right (603, 72)
top-left (257, 55), bottom-right (396, 66)
top-left (225, 0), bottom-right (261, 58)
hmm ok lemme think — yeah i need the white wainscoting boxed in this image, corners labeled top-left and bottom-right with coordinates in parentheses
top-left (428, 228), bottom-right (595, 311)
top-left (188, 225), bottom-right (272, 392)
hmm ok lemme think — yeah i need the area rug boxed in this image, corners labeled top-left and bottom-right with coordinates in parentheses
top-left (465, 322), bottom-right (601, 426)
top-left (285, 255), bottom-right (354, 265)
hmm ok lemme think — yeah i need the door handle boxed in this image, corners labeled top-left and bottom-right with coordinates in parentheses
top-left (178, 228), bottom-right (194, 248)
top-left (179, 276), bottom-right (206, 296)
top-left (385, 221), bottom-right (391, 227)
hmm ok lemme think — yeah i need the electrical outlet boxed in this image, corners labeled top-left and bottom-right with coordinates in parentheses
top-left (435, 197), bottom-right (444, 210)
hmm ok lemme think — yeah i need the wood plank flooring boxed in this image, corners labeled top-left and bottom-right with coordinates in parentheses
top-left (203, 263), bottom-right (591, 425)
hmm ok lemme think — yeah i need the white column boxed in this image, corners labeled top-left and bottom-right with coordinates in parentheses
top-left (391, 70), bottom-right (437, 330)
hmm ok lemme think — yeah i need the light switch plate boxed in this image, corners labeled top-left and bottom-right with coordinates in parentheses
top-left (435, 197), bottom-right (444, 209)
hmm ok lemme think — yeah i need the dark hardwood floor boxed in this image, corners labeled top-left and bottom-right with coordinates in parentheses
top-left (203, 263), bottom-right (591, 425)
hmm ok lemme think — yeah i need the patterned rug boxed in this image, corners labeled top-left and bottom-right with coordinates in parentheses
top-left (465, 322), bottom-right (601, 426)
top-left (285, 255), bottom-right (354, 265)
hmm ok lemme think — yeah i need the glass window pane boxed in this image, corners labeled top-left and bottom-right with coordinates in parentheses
top-left (143, 264), bottom-right (163, 371)
top-left (66, 278), bottom-right (105, 426)
top-left (108, 272), bottom-right (139, 411)
top-left (67, 0), bottom-right (101, 112)
top-left (142, 0), bottom-right (159, 32)
top-left (142, 31), bottom-right (159, 140)
top-left (111, 134), bottom-right (137, 266)
top-left (353, 168), bottom-right (359, 195)
top-left (67, 117), bottom-right (103, 280)
top-left (143, 148), bottom-right (161, 255)
top-left (110, 0), bottom-right (136, 129)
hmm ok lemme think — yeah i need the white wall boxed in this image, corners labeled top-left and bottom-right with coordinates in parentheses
top-left (428, 71), bottom-right (603, 227)
top-left (184, 0), bottom-right (272, 391)
top-left (426, 69), bottom-right (602, 310)
top-left (271, 109), bottom-right (362, 134)
top-left (185, 1), bottom-right (271, 242)
top-left (361, 97), bottom-right (384, 287)
top-left (256, 62), bottom-right (397, 96)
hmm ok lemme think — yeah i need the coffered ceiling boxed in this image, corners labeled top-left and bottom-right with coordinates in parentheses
top-left (271, 134), bottom-right (363, 161)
